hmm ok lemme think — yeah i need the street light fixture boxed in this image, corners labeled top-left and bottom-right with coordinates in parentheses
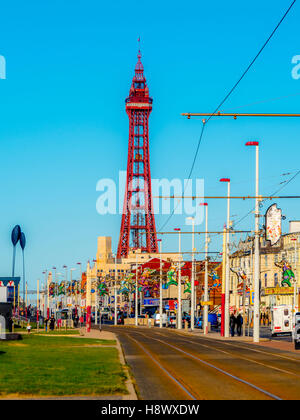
top-left (245, 140), bottom-right (260, 343)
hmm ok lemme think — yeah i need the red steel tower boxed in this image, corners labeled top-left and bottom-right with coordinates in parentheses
top-left (117, 51), bottom-right (158, 258)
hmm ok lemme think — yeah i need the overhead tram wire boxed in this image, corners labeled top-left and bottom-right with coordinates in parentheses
top-left (158, 0), bottom-right (297, 232)
top-left (234, 169), bottom-right (300, 228)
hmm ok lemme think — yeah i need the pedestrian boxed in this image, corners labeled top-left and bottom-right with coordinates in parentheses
top-left (230, 313), bottom-right (236, 337)
top-left (8, 316), bottom-right (13, 333)
top-left (49, 315), bottom-right (55, 331)
top-left (74, 314), bottom-right (79, 328)
top-left (44, 317), bottom-right (49, 332)
top-left (26, 322), bottom-right (31, 334)
top-left (236, 313), bottom-right (243, 336)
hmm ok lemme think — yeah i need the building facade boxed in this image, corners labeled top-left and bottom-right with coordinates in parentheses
top-left (229, 222), bottom-right (300, 313)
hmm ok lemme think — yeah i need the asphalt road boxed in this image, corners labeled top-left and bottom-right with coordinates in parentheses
top-left (102, 325), bottom-right (300, 400)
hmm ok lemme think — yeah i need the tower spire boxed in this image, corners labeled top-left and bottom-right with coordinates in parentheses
top-left (117, 53), bottom-right (158, 259)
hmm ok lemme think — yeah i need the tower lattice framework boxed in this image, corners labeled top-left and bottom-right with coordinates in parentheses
top-left (117, 51), bottom-right (158, 259)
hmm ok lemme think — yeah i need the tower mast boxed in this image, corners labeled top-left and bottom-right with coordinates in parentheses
top-left (117, 51), bottom-right (158, 258)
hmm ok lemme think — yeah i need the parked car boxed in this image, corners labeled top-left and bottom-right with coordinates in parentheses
top-left (195, 314), bottom-right (218, 329)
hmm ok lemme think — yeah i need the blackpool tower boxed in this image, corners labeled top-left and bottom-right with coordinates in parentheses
top-left (117, 51), bottom-right (158, 259)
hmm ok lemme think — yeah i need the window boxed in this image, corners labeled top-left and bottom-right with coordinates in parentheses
top-left (264, 273), bottom-right (268, 287)
top-left (265, 255), bottom-right (268, 267)
top-left (274, 273), bottom-right (278, 286)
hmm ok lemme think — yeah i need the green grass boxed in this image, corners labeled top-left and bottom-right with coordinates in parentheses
top-left (0, 335), bottom-right (126, 397)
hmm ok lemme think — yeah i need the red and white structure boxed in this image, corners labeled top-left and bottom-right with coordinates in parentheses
top-left (117, 51), bottom-right (158, 258)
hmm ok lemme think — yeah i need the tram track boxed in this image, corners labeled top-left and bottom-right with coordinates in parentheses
top-left (125, 333), bottom-right (198, 400)
top-left (104, 325), bottom-right (300, 400)
top-left (152, 330), bottom-right (300, 377)
top-left (130, 330), bottom-right (282, 400)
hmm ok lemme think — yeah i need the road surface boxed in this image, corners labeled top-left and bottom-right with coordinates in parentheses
top-left (101, 325), bottom-right (300, 400)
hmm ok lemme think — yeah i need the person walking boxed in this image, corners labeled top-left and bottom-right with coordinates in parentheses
top-left (44, 317), bottom-right (49, 332)
top-left (74, 314), bottom-right (79, 328)
top-left (49, 315), bottom-right (55, 331)
top-left (236, 313), bottom-right (243, 336)
top-left (230, 313), bottom-right (236, 337)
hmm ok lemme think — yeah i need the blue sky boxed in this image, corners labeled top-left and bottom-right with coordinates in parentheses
top-left (0, 0), bottom-right (299, 293)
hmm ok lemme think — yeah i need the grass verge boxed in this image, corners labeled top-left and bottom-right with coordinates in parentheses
top-left (0, 335), bottom-right (127, 397)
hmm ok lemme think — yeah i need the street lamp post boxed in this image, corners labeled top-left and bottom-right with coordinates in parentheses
top-left (46, 271), bottom-right (50, 319)
top-left (37, 279), bottom-right (39, 330)
top-left (70, 268), bottom-right (76, 326)
top-left (201, 203), bottom-right (209, 334)
top-left (246, 141), bottom-right (260, 343)
top-left (220, 178), bottom-right (231, 338)
top-left (52, 267), bottom-right (57, 317)
top-left (158, 239), bottom-right (163, 328)
top-left (174, 229), bottom-right (182, 330)
top-left (63, 265), bottom-right (68, 308)
top-left (77, 262), bottom-right (82, 317)
top-left (187, 217), bottom-right (195, 330)
top-left (135, 252), bottom-right (138, 327)
top-left (114, 255), bottom-right (117, 326)
top-left (86, 264), bottom-right (91, 333)
top-left (291, 238), bottom-right (298, 319)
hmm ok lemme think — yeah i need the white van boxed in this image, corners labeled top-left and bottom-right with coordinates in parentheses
top-left (293, 312), bottom-right (300, 350)
top-left (154, 313), bottom-right (167, 327)
top-left (271, 305), bottom-right (293, 336)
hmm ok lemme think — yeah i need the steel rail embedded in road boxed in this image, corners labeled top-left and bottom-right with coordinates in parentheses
top-left (125, 333), bottom-right (197, 400)
top-left (197, 335), bottom-right (300, 363)
top-left (169, 332), bottom-right (299, 378)
top-left (133, 330), bottom-right (282, 400)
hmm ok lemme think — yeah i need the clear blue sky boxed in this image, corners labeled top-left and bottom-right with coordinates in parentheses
top-left (0, 0), bottom-right (299, 292)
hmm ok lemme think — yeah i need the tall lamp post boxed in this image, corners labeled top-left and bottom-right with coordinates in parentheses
top-left (47, 271), bottom-right (51, 319)
top-left (291, 238), bottom-right (298, 319)
top-left (63, 265), bottom-right (68, 308)
top-left (113, 254), bottom-right (118, 326)
top-left (52, 267), bottom-right (57, 316)
top-left (42, 270), bottom-right (47, 318)
top-left (200, 203), bottom-right (209, 334)
top-left (246, 141), bottom-right (260, 343)
top-left (70, 268), bottom-right (76, 325)
top-left (77, 262), bottom-right (82, 317)
top-left (220, 178), bottom-right (231, 338)
top-left (135, 252), bottom-right (138, 327)
top-left (157, 239), bottom-right (163, 328)
top-left (86, 263), bottom-right (91, 333)
top-left (187, 217), bottom-right (195, 330)
top-left (174, 229), bottom-right (182, 329)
